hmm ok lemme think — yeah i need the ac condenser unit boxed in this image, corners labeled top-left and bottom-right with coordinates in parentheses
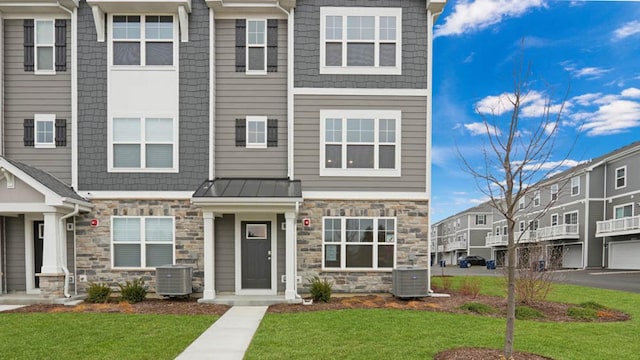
top-left (156, 265), bottom-right (193, 296)
top-left (392, 266), bottom-right (429, 298)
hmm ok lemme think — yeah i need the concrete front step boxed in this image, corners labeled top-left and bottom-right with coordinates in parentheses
top-left (198, 295), bottom-right (301, 306)
top-left (0, 293), bottom-right (86, 305)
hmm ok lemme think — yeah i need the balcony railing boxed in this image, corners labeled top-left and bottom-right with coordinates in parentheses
top-left (596, 216), bottom-right (640, 237)
top-left (485, 234), bottom-right (507, 246)
top-left (535, 224), bottom-right (579, 240)
top-left (444, 240), bottom-right (467, 251)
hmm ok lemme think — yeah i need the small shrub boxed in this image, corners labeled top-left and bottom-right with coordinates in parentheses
top-left (579, 301), bottom-right (607, 310)
top-left (440, 276), bottom-right (453, 291)
top-left (515, 305), bottom-right (544, 320)
top-left (567, 306), bottom-right (598, 320)
top-left (459, 302), bottom-right (495, 314)
top-left (86, 282), bottom-right (112, 303)
top-left (118, 278), bottom-right (147, 303)
top-left (308, 276), bottom-right (333, 303)
top-left (458, 277), bottom-right (481, 298)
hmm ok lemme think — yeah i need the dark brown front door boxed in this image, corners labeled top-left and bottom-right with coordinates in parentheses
top-left (33, 221), bottom-right (44, 288)
top-left (241, 221), bottom-right (271, 289)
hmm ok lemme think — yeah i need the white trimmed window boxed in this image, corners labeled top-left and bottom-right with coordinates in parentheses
top-left (111, 15), bottom-right (174, 66)
top-left (475, 215), bottom-right (486, 225)
top-left (615, 166), bottom-right (626, 189)
top-left (519, 221), bottom-right (525, 232)
top-left (614, 204), bottom-right (633, 219)
top-left (571, 176), bottom-right (580, 196)
top-left (533, 191), bottom-right (540, 207)
top-left (551, 214), bottom-right (558, 226)
top-left (550, 184), bottom-right (558, 201)
top-left (564, 211), bottom-right (578, 225)
top-left (246, 19), bottom-right (266, 73)
top-left (320, 109), bottom-right (401, 177)
top-left (111, 216), bottom-right (174, 268)
top-left (35, 19), bottom-right (55, 73)
top-left (34, 114), bottom-right (55, 148)
top-left (518, 197), bottom-right (525, 210)
top-left (110, 117), bottom-right (177, 172)
top-left (246, 116), bottom-right (267, 148)
top-left (320, 7), bottom-right (402, 75)
top-left (323, 217), bottom-right (395, 270)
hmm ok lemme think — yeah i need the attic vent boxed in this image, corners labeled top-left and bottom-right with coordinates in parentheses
top-left (156, 265), bottom-right (192, 297)
top-left (392, 266), bottom-right (429, 298)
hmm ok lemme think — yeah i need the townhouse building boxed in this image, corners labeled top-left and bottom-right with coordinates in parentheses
top-left (0, 0), bottom-right (446, 303)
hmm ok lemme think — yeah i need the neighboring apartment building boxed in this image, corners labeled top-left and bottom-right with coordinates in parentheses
top-left (434, 141), bottom-right (640, 270)
top-left (0, 0), bottom-right (447, 303)
top-left (430, 202), bottom-right (493, 266)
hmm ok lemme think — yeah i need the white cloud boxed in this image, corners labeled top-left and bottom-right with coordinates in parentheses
top-left (621, 87), bottom-right (640, 98)
top-left (571, 93), bottom-right (601, 106)
top-left (522, 159), bottom-right (582, 171)
top-left (463, 52), bottom-right (475, 63)
top-left (475, 93), bottom-right (513, 115)
top-left (574, 99), bottom-right (640, 136)
top-left (614, 20), bottom-right (640, 40)
top-left (434, 0), bottom-right (546, 37)
top-left (562, 62), bottom-right (611, 80)
top-left (476, 90), bottom-right (567, 118)
top-left (464, 122), bottom-right (501, 136)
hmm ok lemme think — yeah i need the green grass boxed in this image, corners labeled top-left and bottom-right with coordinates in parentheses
top-left (0, 313), bottom-right (216, 360)
top-left (246, 277), bottom-right (640, 360)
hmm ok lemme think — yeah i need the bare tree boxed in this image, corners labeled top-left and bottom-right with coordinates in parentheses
top-left (458, 53), bottom-right (571, 358)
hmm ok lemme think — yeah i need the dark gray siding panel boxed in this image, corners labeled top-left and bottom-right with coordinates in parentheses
top-left (294, 0), bottom-right (428, 89)
top-left (215, 19), bottom-right (288, 178)
top-left (6, 216), bottom-right (26, 292)
top-left (294, 94), bottom-right (427, 191)
top-left (77, 0), bottom-right (209, 191)
top-left (589, 165), bottom-right (605, 198)
top-left (3, 19), bottom-right (72, 184)
top-left (215, 214), bottom-right (235, 292)
top-left (606, 154), bottom-right (640, 197)
top-left (277, 214), bottom-right (285, 292)
top-left (587, 201), bottom-right (604, 268)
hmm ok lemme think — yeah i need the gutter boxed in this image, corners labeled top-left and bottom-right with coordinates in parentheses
top-left (59, 204), bottom-right (79, 298)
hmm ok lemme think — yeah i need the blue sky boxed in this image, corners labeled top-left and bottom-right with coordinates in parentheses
top-left (430, 0), bottom-right (640, 222)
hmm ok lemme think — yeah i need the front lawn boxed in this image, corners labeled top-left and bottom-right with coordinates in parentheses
top-left (246, 278), bottom-right (640, 359)
top-left (0, 313), bottom-right (216, 360)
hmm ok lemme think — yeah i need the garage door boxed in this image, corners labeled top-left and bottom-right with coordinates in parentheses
top-left (563, 245), bottom-right (583, 268)
top-left (609, 241), bottom-right (640, 270)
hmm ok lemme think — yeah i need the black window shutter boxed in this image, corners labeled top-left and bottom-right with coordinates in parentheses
top-left (24, 119), bottom-right (35, 146)
top-left (55, 19), bottom-right (67, 71)
top-left (235, 118), bottom-right (246, 146)
top-left (267, 20), bottom-right (278, 72)
top-left (267, 119), bottom-right (278, 147)
top-left (55, 119), bottom-right (67, 146)
top-left (235, 19), bottom-right (246, 72)
top-left (24, 20), bottom-right (35, 72)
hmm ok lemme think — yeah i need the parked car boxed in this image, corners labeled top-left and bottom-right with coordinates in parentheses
top-left (462, 256), bottom-right (486, 266)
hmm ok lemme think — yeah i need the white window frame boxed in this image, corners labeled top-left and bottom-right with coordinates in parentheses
top-left (34, 19), bottom-right (56, 75)
top-left (246, 116), bottom-right (267, 149)
top-left (519, 221), bottom-right (525, 232)
top-left (34, 113), bottom-right (56, 149)
top-left (615, 166), bottom-right (627, 189)
top-left (475, 215), bottom-right (486, 225)
top-left (533, 191), bottom-right (540, 207)
top-left (495, 226), bottom-right (500, 235)
top-left (550, 184), bottom-right (558, 201)
top-left (564, 211), bottom-right (578, 225)
top-left (108, 116), bottom-right (179, 173)
top-left (319, 7), bottom-right (402, 75)
top-left (320, 109), bottom-right (401, 177)
top-left (551, 213), bottom-right (558, 226)
top-left (322, 216), bottom-right (396, 271)
top-left (571, 176), bottom-right (580, 196)
top-left (614, 203), bottom-right (633, 219)
top-left (518, 197), bottom-right (525, 210)
top-left (110, 216), bottom-right (175, 269)
top-left (109, 14), bottom-right (177, 68)
top-left (246, 19), bottom-right (267, 75)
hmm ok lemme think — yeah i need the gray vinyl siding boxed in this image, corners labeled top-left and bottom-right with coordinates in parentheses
top-left (214, 19), bottom-right (288, 178)
top-left (589, 165), bottom-right (605, 198)
top-left (77, 0), bottom-right (209, 191)
top-left (277, 214), bottom-right (285, 292)
top-left (5, 215), bottom-right (26, 292)
top-left (294, 95), bottom-right (427, 191)
top-left (3, 19), bottom-right (71, 184)
top-left (294, 0), bottom-right (428, 89)
top-left (606, 155), bottom-right (640, 197)
top-left (215, 214), bottom-right (235, 292)
top-left (587, 201), bottom-right (604, 267)
top-left (469, 229), bottom-right (488, 247)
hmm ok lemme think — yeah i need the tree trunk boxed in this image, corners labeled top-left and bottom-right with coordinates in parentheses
top-left (504, 223), bottom-right (516, 358)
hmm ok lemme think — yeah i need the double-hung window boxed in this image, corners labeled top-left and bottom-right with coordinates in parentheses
top-left (551, 214), bottom-right (558, 226)
top-left (112, 15), bottom-right (174, 66)
top-left (550, 184), bottom-right (558, 201)
top-left (615, 166), bottom-right (626, 189)
top-left (533, 191), bottom-right (540, 207)
top-left (571, 176), bottom-right (580, 196)
top-left (475, 215), bottom-right (486, 225)
top-left (112, 216), bottom-right (174, 268)
top-left (246, 116), bottom-right (267, 148)
top-left (321, 110), bottom-right (400, 176)
top-left (110, 117), bottom-right (177, 172)
top-left (247, 20), bottom-right (266, 73)
top-left (564, 211), bottom-right (578, 225)
top-left (614, 204), bottom-right (633, 219)
top-left (35, 20), bottom-right (55, 73)
top-left (320, 7), bottom-right (401, 75)
top-left (323, 217), bottom-right (395, 270)
top-left (518, 198), bottom-right (525, 210)
top-left (34, 114), bottom-right (55, 148)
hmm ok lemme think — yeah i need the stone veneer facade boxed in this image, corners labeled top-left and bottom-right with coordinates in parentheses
top-left (75, 200), bottom-right (205, 293)
top-left (296, 199), bottom-right (429, 293)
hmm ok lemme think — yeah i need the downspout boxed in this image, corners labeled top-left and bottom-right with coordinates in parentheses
top-left (426, 3), bottom-right (444, 293)
top-left (584, 170), bottom-right (590, 268)
top-left (59, 204), bottom-right (79, 298)
top-left (2, 217), bottom-right (6, 294)
top-left (602, 162), bottom-right (608, 268)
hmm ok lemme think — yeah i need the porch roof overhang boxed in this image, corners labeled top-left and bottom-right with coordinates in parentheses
top-left (0, 0), bottom-right (78, 16)
top-left (206, 0), bottom-right (295, 19)
top-left (0, 157), bottom-right (92, 213)
top-left (192, 178), bottom-right (302, 212)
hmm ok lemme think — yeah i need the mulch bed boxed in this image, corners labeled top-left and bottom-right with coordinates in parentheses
top-left (433, 348), bottom-right (554, 360)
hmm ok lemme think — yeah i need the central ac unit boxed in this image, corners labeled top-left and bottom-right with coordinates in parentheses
top-left (156, 265), bottom-right (193, 296)
top-left (392, 266), bottom-right (429, 298)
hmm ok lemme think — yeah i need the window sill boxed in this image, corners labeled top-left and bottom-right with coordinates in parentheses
top-left (35, 144), bottom-right (56, 149)
top-left (246, 144), bottom-right (267, 149)
top-left (34, 70), bottom-right (57, 76)
top-left (320, 66), bottom-right (402, 76)
top-left (321, 268), bottom-right (393, 272)
top-left (245, 70), bottom-right (268, 76)
top-left (108, 167), bottom-right (179, 173)
top-left (110, 65), bottom-right (177, 72)
top-left (111, 267), bottom-right (160, 271)
top-left (320, 168), bottom-right (401, 177)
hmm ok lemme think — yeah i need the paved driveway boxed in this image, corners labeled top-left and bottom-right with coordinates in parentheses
top-left (432, 265), bottom-right (640, 293)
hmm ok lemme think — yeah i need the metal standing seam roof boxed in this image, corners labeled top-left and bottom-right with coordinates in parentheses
top-left (193, 178), bottom-right (302, 198)
top-left (1, 157), bottom-right (88, 202)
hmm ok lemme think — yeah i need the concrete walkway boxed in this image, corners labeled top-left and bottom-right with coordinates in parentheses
top-left (175, 306), bottom-right (268, 360)
top-left (0, 305), bottom-right (26, 312)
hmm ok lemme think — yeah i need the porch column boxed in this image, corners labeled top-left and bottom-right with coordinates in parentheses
top-left (202, 211), bottom-right (216, 300)
top-left (41, 212), bottom-right (63, 274)
top-left (285, 211), bottom-right (297, 301)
